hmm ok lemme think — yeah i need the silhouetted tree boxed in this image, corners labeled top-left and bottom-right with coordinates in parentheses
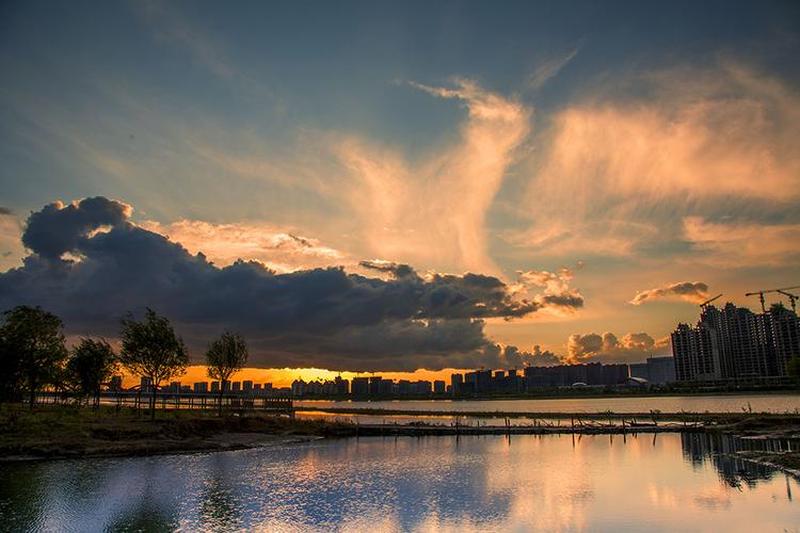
top-left (66, 338), bottom-right (117, 407)
top-left (206, 332), bottom-right (248, 416)
top-left (0, 332), bottom-right (21, 402)
top-left (119, 309), bottom-right (188, 419)
top-left (0, 306), bottom-right (68, 406)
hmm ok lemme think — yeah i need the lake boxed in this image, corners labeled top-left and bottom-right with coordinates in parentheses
top-left (297, 393), bottom-right (800, 415)
top-left (1, 433), bottom-right (798, 532)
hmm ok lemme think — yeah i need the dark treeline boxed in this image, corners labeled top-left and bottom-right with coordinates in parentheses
top-left (0, 305), bottom-right (249, 419)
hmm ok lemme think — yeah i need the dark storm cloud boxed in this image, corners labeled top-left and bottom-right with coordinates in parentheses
top-left (359, 259), bottom-right (416, 279)
top-left (0, 198), bottom-right (576, 371)
top-left (280, 234), bottom-right (314, 249)
top-left (529, 345), bottom-right (562, 367)
top-left (482, 344), bottom-right (563, 369)
top-left (21, 197), bottom-right (132, 259)
top-left (541, 293), bottom-right (585, 308)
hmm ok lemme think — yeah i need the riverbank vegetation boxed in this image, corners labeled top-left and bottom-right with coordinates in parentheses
top-left (0, 405), bottom-right (355, 461)
top-left (0, 305), bottom-right (257, 419)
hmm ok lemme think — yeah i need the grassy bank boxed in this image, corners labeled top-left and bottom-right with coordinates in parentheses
top-left (0, 404), bottom-right (356, 461)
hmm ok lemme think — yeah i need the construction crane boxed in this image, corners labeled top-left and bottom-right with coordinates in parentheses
top-left (777, 290), bottom-right (799, 314)
top-left (744, 285), bottom-right (800, 312)
top-left (699, 294), bottom-right (722, 309)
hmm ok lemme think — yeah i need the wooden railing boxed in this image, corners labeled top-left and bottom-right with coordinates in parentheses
top-left (34, 390), bottom-right (294, 413)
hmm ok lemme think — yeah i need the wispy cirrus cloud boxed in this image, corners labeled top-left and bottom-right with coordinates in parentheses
top-left (3, 70), bottom-right (533, 280)
top-left (683, 217), bottom-right (800, 267)
top-left (337, 78), bottom-right (531, 274)
top-left (527, 46), bottom-right (580, 90)
top-left (133, 0), bottom-right (236, 81)
top-left (515, 62), bottom-right (800, 266)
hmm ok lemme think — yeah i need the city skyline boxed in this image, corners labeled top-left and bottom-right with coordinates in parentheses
top-left (2, 1), bottom-right (799, 377)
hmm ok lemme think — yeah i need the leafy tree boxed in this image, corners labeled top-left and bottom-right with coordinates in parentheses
top-left (67, 338), bottom-right (117, 407)
top-left (0, 306), bottom-right (68, 406)
top-left (206, 332), bottom-right (249, 415)
top-left (118, 309), bottom-right (188, 419)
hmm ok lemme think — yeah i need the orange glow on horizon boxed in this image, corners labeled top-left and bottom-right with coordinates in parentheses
top-left (120, 365), bottom-right (464, 389)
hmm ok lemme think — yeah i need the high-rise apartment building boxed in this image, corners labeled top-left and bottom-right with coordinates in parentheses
top-left (672, 303), bottom-right (800, 381)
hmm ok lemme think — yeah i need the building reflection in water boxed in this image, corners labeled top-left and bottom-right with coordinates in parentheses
top-left (681, 432), bottom-right (795, 491)
top-left (0, 433), bottom-right (798, 531)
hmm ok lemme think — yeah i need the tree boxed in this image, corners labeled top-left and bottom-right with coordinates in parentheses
top-left (118, 309), bottom-right (188, 419)
top-left (206, 332), bottom-right (249, 415)
top-left (0, 333), bottom-right (21, 402)
top-left (0, 306), bottom-right (68, 406)
top-left (66, 338), bottom-right (117, 407)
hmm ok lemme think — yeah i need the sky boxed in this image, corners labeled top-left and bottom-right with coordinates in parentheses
top-left (1, 1), bottom-right (799, 382)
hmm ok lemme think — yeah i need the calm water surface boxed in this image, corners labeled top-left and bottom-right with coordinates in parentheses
top-left (298, 393), bottom-right (800, 414)
top-left (1, 433), bottom-right (798, 532)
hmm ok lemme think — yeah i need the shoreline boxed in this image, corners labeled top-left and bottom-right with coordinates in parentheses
top-left (4, 405), bottom-right (800, 467)
top-left (0, 406), bottom-right (353, 463)
top-left (296, 406), bottom-right (800, 422)
top-left (295, 389), bottom-right (800, 402)
top-left (0, 433), bottom-right (325, 463)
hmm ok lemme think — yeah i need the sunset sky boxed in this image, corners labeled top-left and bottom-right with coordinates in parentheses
top-left (1, 1), bottom-right (799, 384)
